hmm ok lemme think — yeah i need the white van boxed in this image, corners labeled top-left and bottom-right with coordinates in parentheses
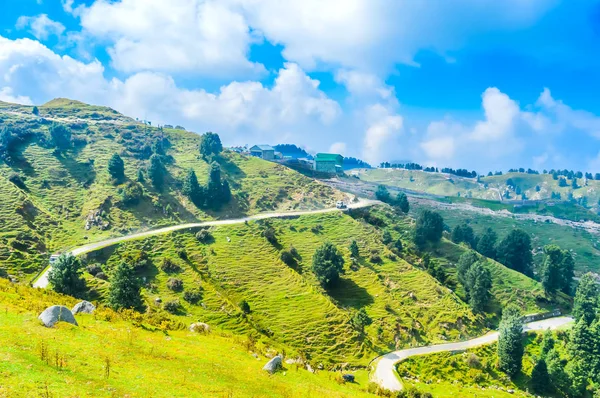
top-left (336, 201), bottom-right (347, 209)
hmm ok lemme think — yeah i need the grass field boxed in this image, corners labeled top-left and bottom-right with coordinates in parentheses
top-left (0, 99), bottom-right (344, 278)
top-left (0, 278), bottom-right (374, 398)
top-left (397, 330), bottom-right (569, 398)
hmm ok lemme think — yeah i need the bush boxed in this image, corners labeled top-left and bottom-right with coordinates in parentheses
top-left (119, 181), bottom-right (144, 205)
top-left (8, 173), bottom-right (26, 190)
top-left (95, 272), bottom-right (108, 280)
top-left (177, 248), bottom-right (187, 260)
top-left (183, 289), bottom-right (202, 304)
top-left (312, 242), bottom-right (345, 287)
top-left (289, 245), bottom-right (299, 258)
top-left (167, 277), bottom-right (183, 291)
top-left (280, 251), bottom-right (295, 266)
top-left (369, 254), bottom-right (382, 264)
top-left (163, 300), bottom-right (181, 314)
top-left (86, 263), bottom-right (102, 276)
top-left (466, 353), bottom-right (481, 369)
top-left (195, 229), bottom-right (213, 244)
top-left (239, 299), bottom-right (251, 314)
top-left (160, 258), bottom-right (181, 273)
top-left (263, 226), bottom-right (278, 245)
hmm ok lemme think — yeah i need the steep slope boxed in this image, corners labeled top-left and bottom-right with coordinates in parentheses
top-left (0, 99), bottom-right (344, 277)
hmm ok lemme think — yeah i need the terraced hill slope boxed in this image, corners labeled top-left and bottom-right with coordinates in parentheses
top-left (0, 99), bottom-right (344, 279)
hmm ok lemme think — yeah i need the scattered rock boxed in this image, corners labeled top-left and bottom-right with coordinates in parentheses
top-left (263, 355), bottom-right (282, 374)
top-left (226, 237), bottom-right (231, 242)
top-left (306, 364), bottom-right (314, 373)
top-left (189, 322), bottom-right (210, 334)
top-left (154, 297), bottom-right (162, 304)
top-left (39, 305), bottom-right (78, 328)
top-left (342, 374), bottom-right (355, 383)
top-left (71, 301), bottom-right (95, 314)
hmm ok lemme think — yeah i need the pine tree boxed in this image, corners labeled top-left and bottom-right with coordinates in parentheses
top-left (496, 229), bottom-right (533, 276)
top-left (312, 242), bottom-right (344, 287)
top-left (137, 168), bottom-right (145, 183)
top-left (48, 253), bottom-right (86, 297)
top-left (540, 329), bottom-right (555, 359)
top-left (49, 123), bottom-right (72, 150)
top-left (573, 273), bottom-right (598, 325)
top-left (107, 153), bottom-right (125, 181)
top-left (531, 359), bottom-right (551, 394)
top-left (182, 168), bottom-right (204, 207)
top-left (199, 132), bottom-right (223, 159)
top-left (466, 262), bottom-right (492, 313)
top-left (498, 305), bottom-right (524, 377)
top-left (148, 154), bottom-right (166, 190)
top-left (32, 106), bottom-right (39, 116)
top-left (457, 251), bottom-right (478, 292)
top-left (382, 230), bottom-right (392, 244)
top-left (107, 262), bottom-right (143, 311)
top-left (396, 192), bottom-right (409, 213)
top-left (476, 228), bottom-right (497, 259)
top-left (349, 240), bottom-right (359, 258)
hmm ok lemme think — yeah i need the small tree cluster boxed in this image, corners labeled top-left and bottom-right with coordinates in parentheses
top-left (451, 223), bottom-right (476, 247)
top-left (496, 229), bottom-right (533, 277)
top-left (108, 153), bottom-right (125, 182)
top-left (456, 251), bottom-right (492, 313)
top-left (199, 132), bottom-right (223, 159)
top-left (374, 185), bottom-right (409, 213)
top-left (49, 123), bottom-right (72, 151)
top-left (107, 262), bottom-right (143, 311)
top-left (352, 308), bottom-right (372, 332)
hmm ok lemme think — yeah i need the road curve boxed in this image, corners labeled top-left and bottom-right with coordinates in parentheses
top-left (372, 316), bottom-right (574, 392)
top-left (32, 198), bottom-right (379, 288)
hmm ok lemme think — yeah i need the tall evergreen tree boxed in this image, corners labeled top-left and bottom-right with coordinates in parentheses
top-left (375, 185), bottom-right (391, 203)
top-left (148, 154), bottom-right (166, 190)
top-left (496, 229), bottom-right (533, 276)
top-left (396, 192), bottom-right (409, 213)
top-left (466, 262), bottom-right (492, 313)
top-left (476, 228), bottom-right (497, 259)
top-left (414, 210), bottom-right (444, 248)
top-left (107, 153), bottom-right (125, 181)
top-left (457, 250), bottom-right (478, 290)
top-left (199, 132), bottom-right (223, 159)
top-left (573, 273), bottom-right (599, 325)
top-left (312, 242), bottom-right (345, 287)
top-left (182, 168), bottom-right (204, 207)
top-left (137, 167), bottom-right (145, 183)
top-left (531, 359), bottom-right (551, 394)
top-left (498, 305), bottom-right (524, 377)
top-left (48, 253), bottom-right (86, 297)
top-left (349, 240), bottom-right (360, 258)
top-left (107, 262), bottom-right (143, 311)
top-left (541, 245), bottom-right (574, 294)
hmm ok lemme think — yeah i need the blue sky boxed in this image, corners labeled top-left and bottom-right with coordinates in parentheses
top-left (1, 0), bottom-right (600, 172)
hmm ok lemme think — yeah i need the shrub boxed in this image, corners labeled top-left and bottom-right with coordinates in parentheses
top-left (119, 181), bottom-right (144, 205)
top-left (160, 258), bottom-right (181, 273)
top-left (239, 299), bottom-right (251, 314)
top-left (262, 226), bottom-right (277, 245)
top-left (8, 173), bottom-right (26, 190)
top-left (466, 353), bottom-right (481, 369)
top-left (312, 242), bottom-right (345, 287)
top-left (95, 272), bottom-right (108, 280)
top-left (195, 229), bottom-right (213, 244)
top-left (163, 300), bottom-right (180, 314)
top-left (289, 245), bottom-right (299, 258)
top-left (369, 254), bottom-right (382, 264)
top-left (177, 248), bottom-right (187, 260)
top-left (167, 278), bottom-right (183, 291)
top-left (48, 253), bottom-right (86, 297)
top-left (183, 289), bottom-right (202, 304)
top-left (280, 251), bottom-right (295, 266)
top-left (86, 263), bottom-right (102, 276)
top-left (352, 308), bottom-right (372, 331)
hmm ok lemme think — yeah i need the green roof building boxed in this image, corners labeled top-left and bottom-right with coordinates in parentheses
top-left (314, 153), bottom-right (343, 174)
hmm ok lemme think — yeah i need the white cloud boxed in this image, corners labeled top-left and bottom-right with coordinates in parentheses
top-left (329, 142), bottom-right (347, 154)
top-left (237, 0), bottom-right (555, 73)
top-left (362, 104), bottom-right (403, 164)
top-left (78, 0), bottom-right (264, 77)
top-left (16, 14), bottom-right (65, 40)
top-left (0, 35), bottom-right (340, 147)
top-left (0, 87), bottom-right (33, 105)
top-left (470, 87), bottom-right (520, 141)
top-left (524, 88), bottom-right (600, 138)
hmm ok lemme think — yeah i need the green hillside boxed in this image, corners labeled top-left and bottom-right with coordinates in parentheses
top-left (0, 278), bottom-right (374, 397)
top-left (0, 99), bottom-right (344, 279)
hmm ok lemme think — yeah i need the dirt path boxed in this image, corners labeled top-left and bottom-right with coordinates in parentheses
top-left (372, 316), bottom-right (574, 392)
top-left (32, 198), bottom-right (379, 288)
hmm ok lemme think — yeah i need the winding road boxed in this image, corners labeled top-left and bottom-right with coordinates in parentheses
top-left (32, 198), bottom-right (379, 288)
top-left (372, 316), bottom-right (574, 392)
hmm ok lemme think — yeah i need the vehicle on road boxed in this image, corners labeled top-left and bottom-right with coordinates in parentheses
top-left (336, 201), bottom-right (347, 209)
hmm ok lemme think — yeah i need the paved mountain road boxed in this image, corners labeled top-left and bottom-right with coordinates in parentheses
top-left (32, 199), bottom-right (379, 288)
top-left (372, 316), bottom-right (574, 392)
